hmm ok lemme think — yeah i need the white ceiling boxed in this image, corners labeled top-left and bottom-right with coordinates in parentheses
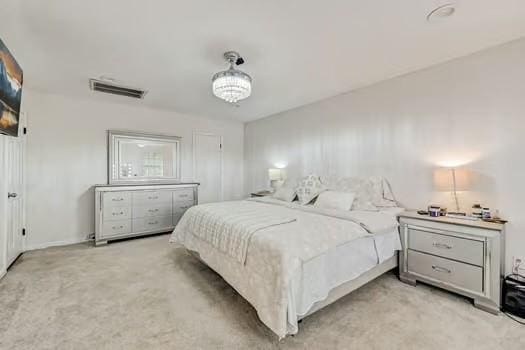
top-left (2, 0), bottom-right (525, 122)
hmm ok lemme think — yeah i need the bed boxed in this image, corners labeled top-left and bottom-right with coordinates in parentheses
top-left (170, 177), bottom-right (403, 339)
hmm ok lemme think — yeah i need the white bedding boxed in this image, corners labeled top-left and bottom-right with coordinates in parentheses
top-left (170, 199), bottom-right (402, 338)
top-left (292, 228), bottom-right (400, 317)
top-left (183, 200), bottom-right (297, 264)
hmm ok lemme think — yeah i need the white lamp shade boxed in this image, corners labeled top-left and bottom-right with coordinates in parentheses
top-left (433, 168), bottom-right (471, 192)
top-left (268, 168), bottom-right (283, 181)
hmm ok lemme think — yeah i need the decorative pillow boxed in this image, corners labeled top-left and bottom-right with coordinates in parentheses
top-left (272, 187), bottom-right (297, 202)
top-left (369, 176), bottom-right (397, 207)
top-left (295, 174), bottom-right (325, 205)
top-left (314, 191), bottom-right (355, 211)
top-left (320, 176), bottom-right (397, 211)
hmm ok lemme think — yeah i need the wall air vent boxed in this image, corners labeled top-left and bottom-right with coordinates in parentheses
top-left (89, 79), bottom-right (147, 99)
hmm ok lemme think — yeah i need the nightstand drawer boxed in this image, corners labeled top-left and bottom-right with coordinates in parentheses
top-left (408, 250), bottom-right (483, 293)
top-left (408, 228), bottom-right (484, 266)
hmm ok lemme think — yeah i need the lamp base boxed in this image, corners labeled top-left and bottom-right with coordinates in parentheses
top-left (448, 212), bottom-right (466, 216)
top-left (446, 213), bottom-right (480, 221)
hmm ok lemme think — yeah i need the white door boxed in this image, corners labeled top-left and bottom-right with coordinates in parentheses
top-left (4, 125), bottom-right (25, 267)
top-left (193, 133), bottom-right (222, 204)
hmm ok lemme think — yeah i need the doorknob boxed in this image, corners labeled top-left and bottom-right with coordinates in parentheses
top-left (8, 192), bottom-right (18, 198)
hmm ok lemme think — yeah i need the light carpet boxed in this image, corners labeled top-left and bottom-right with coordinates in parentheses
top-left (0, 234), bottom-right (523, 349)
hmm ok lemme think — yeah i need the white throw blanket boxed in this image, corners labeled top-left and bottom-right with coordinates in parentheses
top-left (174, 201), bottom-right (297, 264)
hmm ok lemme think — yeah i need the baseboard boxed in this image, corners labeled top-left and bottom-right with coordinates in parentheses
top-left (25, 238), bottom-right (93, 251)
top-left (0, 269), bottom-right (6, 281)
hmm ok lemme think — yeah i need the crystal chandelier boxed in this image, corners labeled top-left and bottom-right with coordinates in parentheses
top-left (212, 51), bottom-right (252, 104)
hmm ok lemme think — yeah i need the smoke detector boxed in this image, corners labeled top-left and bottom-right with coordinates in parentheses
top-left (427, 4), bottom-right (456, 22)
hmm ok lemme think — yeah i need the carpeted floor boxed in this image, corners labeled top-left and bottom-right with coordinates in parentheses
top-left (0, 234), bottom-right (523, 350)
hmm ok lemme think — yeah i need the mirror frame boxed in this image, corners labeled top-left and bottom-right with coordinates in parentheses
top-left (108, 130), bottom-right (182, 184)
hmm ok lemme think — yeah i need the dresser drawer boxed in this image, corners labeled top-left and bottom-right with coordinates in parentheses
top-left (103, 191), bottom-right (131, 207)
top-left (132, 191), bottom-right (172, 204)
top-left (408, 228), bottom-right (484, 266)
top-left (173, 189), bottom-right (194, 202)
top-left (101, 219), bottom-right (132, 238)
top-left (173, 201), bottom-right (194, 214)
top-left (408, 250), bottom-right (483, 293)
top-left (132, 216), bottom-right (173, 233)
top-left (103, 206), bottom-right (131, 221)
top-left (133, 203), bottom-right (173, 219)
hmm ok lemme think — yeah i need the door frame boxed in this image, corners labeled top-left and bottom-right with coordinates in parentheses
top-left (192, 132), bottom-right (224, 202)
top-left (0, 134), bottom-right (7, 278)
top-left (0, 112), bottom-right (27, 278)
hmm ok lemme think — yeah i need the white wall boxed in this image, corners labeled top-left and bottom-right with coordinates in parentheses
top-left (245, 38), bottom-right (525, 274)
top-left (24, 89), bottom-right (244, 249)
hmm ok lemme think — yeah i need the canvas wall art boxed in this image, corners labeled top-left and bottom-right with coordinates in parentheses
top-left (0, 38), bottom-right (23, 137)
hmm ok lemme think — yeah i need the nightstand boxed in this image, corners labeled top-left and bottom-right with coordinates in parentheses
top-left (250, 190), bottom-right (273, 198)
top-left (398, 211), bottom-right (505, 314)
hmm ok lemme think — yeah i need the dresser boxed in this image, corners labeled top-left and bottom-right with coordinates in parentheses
top-left (94, 183), bottom-right (199, 246)
top-left (398, 211), bottom-right (505, 314)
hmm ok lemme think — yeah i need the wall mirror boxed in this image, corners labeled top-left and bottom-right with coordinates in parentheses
top-left (108, 130), bottom-right (181, 184)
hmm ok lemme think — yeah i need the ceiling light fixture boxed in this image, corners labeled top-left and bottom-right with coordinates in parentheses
top-left (212, 51), bottom-right (252, 104)
top-left (427, 3), bottom-right (456, 22)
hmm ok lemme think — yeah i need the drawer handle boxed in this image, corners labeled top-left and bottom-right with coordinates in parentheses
top-left (148, 196), bottom-right (159, 200)
top-left (112, 225), bottom-right (124, 230)
top-left (432, 242), bottom-right (453, 250)
top-left (178, 194), bottom-right (189, 198)
top-left (148, 209), bottom-right (160, 212)
top-left (432, 265), bottom-right (451, 274)
top-left (148, 221), bottom-right (159, 225)
top-left (112, 212), bottom-right (124, 216)
top-left (180, 206), bottom-right (190, 209)
top-left (112, 198), bottom-right (125, 202)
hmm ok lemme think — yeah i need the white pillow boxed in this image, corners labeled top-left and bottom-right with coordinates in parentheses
top-left (314, 191), bottom-right (355, 211)
top-left (295, 174), bottom-right (325, 205)
top-left (272, 187), bottom-right (297, 202)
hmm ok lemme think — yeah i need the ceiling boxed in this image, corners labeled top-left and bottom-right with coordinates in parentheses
top-left (1, 0), bottom-right (525, 122)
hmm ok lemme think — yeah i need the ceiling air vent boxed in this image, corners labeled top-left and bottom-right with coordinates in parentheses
top-left (89, 79), bottom-right (147, 99)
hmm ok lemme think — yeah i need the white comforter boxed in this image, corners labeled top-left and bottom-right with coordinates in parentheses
top-left (170, 198), bottom-right (400, 338)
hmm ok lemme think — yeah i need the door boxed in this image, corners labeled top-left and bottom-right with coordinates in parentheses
top-left (193, 133), bottom-right (222, 204)
top-left (4, 123), bottom-right (25, 267)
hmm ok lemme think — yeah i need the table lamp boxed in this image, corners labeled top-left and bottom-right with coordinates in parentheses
top-left (268, 168), bottom-right (284, 192)
top-left (433, 167), bottom-right (471, 215)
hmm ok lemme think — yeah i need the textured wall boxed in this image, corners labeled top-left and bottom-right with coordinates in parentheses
top-left (245, 39), bottom-right (525, 273)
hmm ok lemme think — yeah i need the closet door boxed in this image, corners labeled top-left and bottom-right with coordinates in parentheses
top-left (4, 123), bottom-right (25, 268)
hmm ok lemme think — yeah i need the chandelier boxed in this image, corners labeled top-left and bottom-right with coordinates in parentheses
top-left (212, 51), bottom-right (252, 104)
